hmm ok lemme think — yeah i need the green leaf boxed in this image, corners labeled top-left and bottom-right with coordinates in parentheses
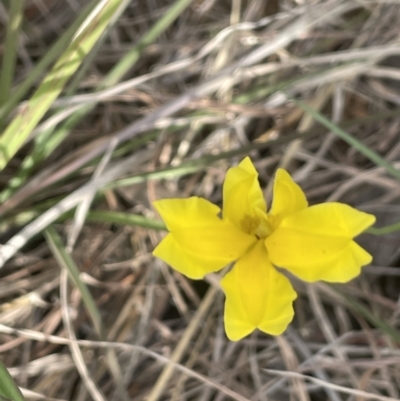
top-left (0, 360), bottom-right (26, 401)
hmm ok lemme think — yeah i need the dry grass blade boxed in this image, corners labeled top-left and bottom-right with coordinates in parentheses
top-left (1, 1), bottom-right (400, 401)
top-left (66, 138), bottom-right (118, 252)
top-left (58, 269), bottom-right (106, 401)
top-left (45, 227), bottom-right (129, 401)
top-left (146, 284), bottom-right (220, 401)
top-left (264, 370), bottom-right (399, 401)
top-left (0, 0), bottom-right (126, 171)
top-left (0, 150), bottom-right (150, 267)
top-left (0, 322), bottom-right (252, 401)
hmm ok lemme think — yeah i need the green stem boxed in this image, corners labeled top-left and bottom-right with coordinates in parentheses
top-left (367, 221), bottom-right (400, 235)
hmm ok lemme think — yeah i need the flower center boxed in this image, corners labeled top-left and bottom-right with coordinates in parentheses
top-left (241, 214), bottom-right (273, 239)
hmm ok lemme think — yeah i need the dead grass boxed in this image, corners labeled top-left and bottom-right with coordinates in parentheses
top-left (1, 0), bottom-right (400, 400)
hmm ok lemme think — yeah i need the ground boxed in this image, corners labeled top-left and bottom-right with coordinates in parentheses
top-left (0, 1), bottom-right (400, 400)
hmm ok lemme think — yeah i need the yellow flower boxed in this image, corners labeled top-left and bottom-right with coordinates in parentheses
top-left (153, 158), bottom-right (375, 341)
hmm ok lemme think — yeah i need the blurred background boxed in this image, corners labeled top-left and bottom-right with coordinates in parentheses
top-left (0, 0), bottom-right (400, 400)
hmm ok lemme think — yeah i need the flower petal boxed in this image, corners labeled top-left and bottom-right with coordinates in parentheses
top-left (265, 203), bottom-right (376, 282)
top-left (153, 197), bottom-right (256, 279)
top-left (153, 196), bottom-right (220, 231)
top-left (153, 234), bottom-right (225, 279)
top-left (223, 157), bottom-right (266, 230)
top-left (269, 168), bottom-right (308, 223)
top-left (220, 241), bottom-right (297, 341)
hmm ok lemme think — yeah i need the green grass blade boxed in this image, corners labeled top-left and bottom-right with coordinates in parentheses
top-left (108, 164), bottom-right (206, 189)
top-left (103, 0), bottom-right (195, 86)
top-left (0, 0), bottom-right (101, 126)
top-left (367, 221), bottom-right (400, 235)
top-left (87, 210), bottom-right (166, 230)
top-left (44, 226), bottom-right (130, 401)
top-left (0, 0), bottom-right (125, 171)
top-left (44, 226), bottom-right (103, 335)
top-left (290, 95), bottom-right (400, 181)
top-left (0, 360), bottom-right (26, 401)
top-left (0, 0), bottom-right (131, 202)
top-left (333, 287), bottom-right (400, 343)
top-left (0, 124), bottom-right (70, 202)
top-left (0, 0), bottom-right (193, 197)
top-left (0, 0), bottom-right (25, 107)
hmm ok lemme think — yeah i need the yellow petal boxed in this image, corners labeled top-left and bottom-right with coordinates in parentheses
top-left (265, 203), bottom-right (375, 282)
top-left (153, 197), bottom-right (220, 231)
top-left (269, 168), bottom-right (308, 224)
top-left (276, 202), bottom-right (375, 237)
top-left (153, 234), bottom-right (225, 279)
top-left (223, 157), bottom-right (266, 230)
top-left (220, 241), bottom-right (297, 341)
top-left (153, 197), bottom-right (256, 279)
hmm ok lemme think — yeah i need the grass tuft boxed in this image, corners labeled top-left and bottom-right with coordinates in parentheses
top-left (0, 1), bottom-right (400, 400)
